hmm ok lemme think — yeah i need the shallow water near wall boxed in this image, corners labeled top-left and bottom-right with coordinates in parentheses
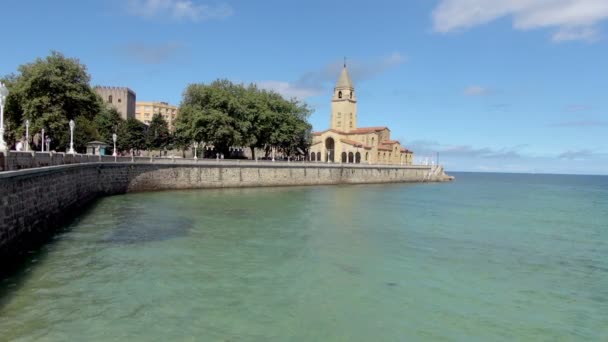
top-left (1, 173), bottom-right (607, 340)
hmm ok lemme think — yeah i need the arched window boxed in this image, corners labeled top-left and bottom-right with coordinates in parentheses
top-left (311, 152), bottom-right (316, 161)
top-left (108, 95), bottom-right (113, 103)
top-left (341, 152), bottom-right (347, 163)
top-left (350, 91), bottom-right (353, 99)
top-left (365, 152), bottom-right (369, 161)
top-left (371, 137), bottom-right (375, 145)
top-left (338, 91), bottom-right (342, 99)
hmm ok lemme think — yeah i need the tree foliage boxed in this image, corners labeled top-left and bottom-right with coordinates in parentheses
top-left (174, 79), bottom-right (312, 158)
top-left (117, 118), bottom-right (147, 153)
top-left (145, 114), bottom-right (171, 151)
top-left (2, 51), bottom-right (103, 151)
top-left (94, 106), bottom-right (123, 146)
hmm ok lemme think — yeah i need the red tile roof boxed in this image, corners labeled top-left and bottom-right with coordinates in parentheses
top-left (347, 126), bottom-right (389, 134)
top-left (312, 128), bottom-right (346, 136)
top-left (313, 126), bottom-right (390, 136)
top-left (340, 138), bottom-right (372, 149)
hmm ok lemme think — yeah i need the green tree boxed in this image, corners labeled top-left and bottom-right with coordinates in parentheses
top-left (95, 106), bottom-right (124, 144)
top-left (145, 114), bottom-right (171, 152)
top-left (2, 51), bottom-right (102, 150)
top-left (117, 118), bottom-right (147, 154)
top-left (175, 79), bottom-right (313, 159)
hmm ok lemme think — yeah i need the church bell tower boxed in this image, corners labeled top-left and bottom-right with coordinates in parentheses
top-left (330, 62), bottom-right (357, 132)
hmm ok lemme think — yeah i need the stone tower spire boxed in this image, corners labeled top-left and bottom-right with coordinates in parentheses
top-left (330, 63), bottom-right (357, 132)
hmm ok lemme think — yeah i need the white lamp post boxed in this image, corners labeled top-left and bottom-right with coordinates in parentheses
top-left (68, 119), bottom-right (75, 154)
top-left (41, 128), bottom-right (45, 152)
top-left (45, 137), bottom-right (51, 152)
top-left (25, 119), bottom-right (30, 152)
top-left (193, 141), bottom-right (199, 160)
top-left (327, 150), bottom-right (330, 163)
top-left (0, 82), bottom-right (8, 152)
top-left (112, 133), bottom-right (117, 156)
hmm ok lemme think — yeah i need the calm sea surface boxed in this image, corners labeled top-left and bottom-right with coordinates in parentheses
top-left (1, 172), bottom-right (607, 341)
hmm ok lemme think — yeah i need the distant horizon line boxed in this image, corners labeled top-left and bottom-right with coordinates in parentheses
top-left (448, 170), bottom-right (608, 177)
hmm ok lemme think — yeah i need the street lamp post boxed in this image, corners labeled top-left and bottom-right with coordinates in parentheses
top-left (45, 137), bottom-right (51, 152)
top-left (112, 133), bottom-right (117, 157)
top-left (41, 129), bottom-right (45, 152)
top-left (68, 120), bottom-right (75, 154)
top-left (25, 119), bottom-right (30, 152)
top-left (0, 82), bottom-right (9, 152)
top-left (193, 141), bottom-right (199, 160)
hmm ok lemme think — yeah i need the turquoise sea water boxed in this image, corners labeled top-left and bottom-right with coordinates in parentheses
top-left (1, 172), bottom-right (607, 341)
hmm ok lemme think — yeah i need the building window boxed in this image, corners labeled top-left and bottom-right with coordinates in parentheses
top-left (338, 91), bottom-right (342, 99)
top-left (337, 112), bottom-right (341, 118)
top-left (349, 121), bottom-right (352, 128)
top-left (118, 98), bottom-right (122, 103)
top-left (371, 137), bottom-right (375, 145)
top-left (350, 91), bottom-right (353, 99)
top-left (108, 95), bottom-right (113, 103)
top-left (337, 121), bottom-right (341, 126)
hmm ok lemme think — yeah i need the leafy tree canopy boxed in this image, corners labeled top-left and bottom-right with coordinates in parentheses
top-left (117, 118), bottom-right (147, 153)
top-left (174, 79), bottom-right (312, 158)
top-left (145, 113), bottom-right (171, 151)
top-left (2, 51), bottom-right (106, 151)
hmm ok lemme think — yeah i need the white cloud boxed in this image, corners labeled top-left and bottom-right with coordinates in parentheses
top-left (558, 149), bottom-right (596, 159)
top-left (116, 42), bottom-right (188, 64)
top-left (432, 0), bottom-right (608, 42)
top-left (552, 26), bottom-right (598, 42)
top-left (256, 53), bottom-right (406, 100)
top-left (128, 0), bottom-right (233, 21)
top-left (463, 85), bottom-right (491, 96)
top-left (256, 81), bottom-right (324, 100)
top-left (550, 119), bottom-right (608, 127)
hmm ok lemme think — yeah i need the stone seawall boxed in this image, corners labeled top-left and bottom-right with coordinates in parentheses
top-left (0, 162), bottom-right (451, 267)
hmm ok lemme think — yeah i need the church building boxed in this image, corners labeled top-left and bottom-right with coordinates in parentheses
top-left (309, 64), bottom-right (414, 165)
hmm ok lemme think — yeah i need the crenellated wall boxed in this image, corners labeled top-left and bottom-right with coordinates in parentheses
top-left (0, 161), bottom-right (452, 267)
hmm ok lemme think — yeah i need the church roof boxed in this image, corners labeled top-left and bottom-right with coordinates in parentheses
top-left (336, 66), bottom-right (354, 89)
top-left (348, 126), bottom-right (389, 134)
top-left (312, 128), bottom-right (345, 136)
top-left (340, 138), bottom-right (372, 149)
top-left (312, 126), bottom-right (390, 136)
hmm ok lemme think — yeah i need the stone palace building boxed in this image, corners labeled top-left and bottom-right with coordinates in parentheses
top-left (310, 65), bottom-right (413, 165)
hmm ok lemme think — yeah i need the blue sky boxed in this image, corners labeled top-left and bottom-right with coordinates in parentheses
top-left (1, 0), bottom-right (607, 174)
